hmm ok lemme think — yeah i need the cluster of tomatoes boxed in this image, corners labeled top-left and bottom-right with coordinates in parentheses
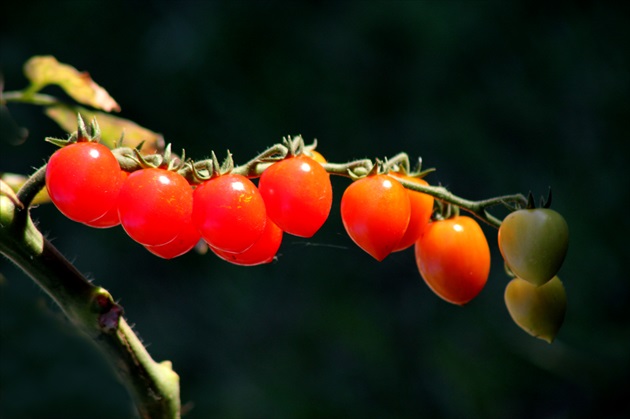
top-left (44, 138), bottom-right (569, 340)
top-left (44, 140), bottom-right (335, 265)
top-left (340, 172), bottom-right (491, 306)
top-left (44, 138), bottom-right (490, 303)
top-left (498, 207), bottom-right (569, 342)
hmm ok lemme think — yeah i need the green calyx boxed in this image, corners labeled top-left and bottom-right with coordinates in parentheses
top-left (382, 153), bottom-right (435, 179)
top-left (283, 134), bottom-right (306, 157)
top-left (46, 113), bottom-right (102, 147)
top-left (185, 150), bottom-right (236, 183)
top-left (525, 188), bottom-right (553, 210)
top-left (120, 143), bottom-right (186, 174)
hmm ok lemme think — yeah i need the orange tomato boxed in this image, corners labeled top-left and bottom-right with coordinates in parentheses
top-left (415, 216), bottom-right (490, 305)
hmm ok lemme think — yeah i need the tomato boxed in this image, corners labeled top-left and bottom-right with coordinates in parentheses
top-left (118, 168), bottom-right (193, 246)
top-left (340, 174), bottom-right (410, 261)
top-left (307, 150), bottom-right (327, 164)
top-left (389, 173), bottom-right (434, 252)
top-left (211, 217), bottom-right (283, 266)
top-left (498, 208), bottom-right (569, 286)
top-left (415, 216), bottom-right (490, 305)
top-left (193, 173), bottom-right (267, 253)
top-left (504, 276), bottom-right (567, 343)
top-left (258, 155), bottom-right (332, 237)
top-left (144, 215), bottom-right (201, 259)
top-left (83, 170), bottom-right (129, 228)
top-left (45, 142), bottom-right (124, 223)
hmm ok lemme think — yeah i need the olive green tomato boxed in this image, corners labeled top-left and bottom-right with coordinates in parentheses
top-left (498, 208), bottom-right (568, 286)
top-left (504, 276), bottom-right (567, 343)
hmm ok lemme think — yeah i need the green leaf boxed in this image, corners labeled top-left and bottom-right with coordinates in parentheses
top-left (24, 56), bottom-right (121, 112)
top-left (45, 105), bottom-right (164, 154)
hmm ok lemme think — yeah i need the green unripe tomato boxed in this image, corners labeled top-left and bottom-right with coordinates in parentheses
top-left (498, 208), bottom-right (568, 286)
top-left (504, 276), bottom-right (567, 343)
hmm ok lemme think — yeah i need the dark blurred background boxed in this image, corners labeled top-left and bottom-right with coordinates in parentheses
top-left (1, 1), bottom-right (628, 418)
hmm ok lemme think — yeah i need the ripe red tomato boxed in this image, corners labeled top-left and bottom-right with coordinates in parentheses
top-left (144, 216), bottom-right (201, 259)
top-left (340, 174), bottom-right (410, 261)
top-left (45, 142), bottom-right (124, 223)
top-left (117, 168), bottom-right (193, 246)
top-left (415, 216), bottom-right (490, 305)
top-left (83, 170), bottom-right (130, 228)
top-left (389, 173), bottom-right (434, 252)
top-left (193, 173), bottom-right (267, 253)
top-left (258, 155), bottom-right (333, 238)
top-left (211, 217), bottom-right (283, 266)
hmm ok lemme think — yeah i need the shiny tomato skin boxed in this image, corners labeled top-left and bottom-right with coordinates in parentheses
top-left (258, 155), bottom-right (332, 238)
top-left (45, 142), bottom-right (124, 223)
top-left (144, 215), bottom-right (201, 259)
top-left (498, 208), bottom-right (569, 286)
top-left (193, 174), bottom-right (267, 253)
top-left (415, 216), bottom-right (490, 305)
top-left (117, 168), bottom-right (193, 246)
top-left (211, 217), bottom-right (283, 266)
top-left (83, 170), bottom-right (130, 228)
top-left (504, 275), bottom-right (567, 343)
top-left (341, 174), bottom-right (410, 261)
top-left (390, 174), bottom-right (434, 252)
top-left (307, 150), bottom-right (327, 164)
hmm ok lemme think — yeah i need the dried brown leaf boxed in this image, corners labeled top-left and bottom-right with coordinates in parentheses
top-left (24, 56), bottom-right (121, 112)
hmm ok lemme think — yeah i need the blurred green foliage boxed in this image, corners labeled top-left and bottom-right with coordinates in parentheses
top-left (1, 1), bottom-right (628, 418)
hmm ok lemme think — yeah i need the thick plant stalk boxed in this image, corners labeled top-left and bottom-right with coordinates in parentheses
top-left (0, 181), bottom-right (180, 419)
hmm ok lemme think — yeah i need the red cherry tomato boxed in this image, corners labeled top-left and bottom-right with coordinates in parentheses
top-left (258, 155), bottom-right (333, 238)
top-left (144, 216), bottom-right (201, 259)
top-left (211, 217), bottom-right (283, 266)
top-left (340, 174), bottom-right (410, 261)
top-left (45, 142), bottom-right (124, 223)
top-left (415, 216), bottom-right (490, 305)
top-left (389, 173), bottom-right (434, 252)
top-left (118, 168), bottom-right (193, 246)
top-left (83, 170), bottom-right (130, 228)
top-left (193, 173), bottom-right (267, 253)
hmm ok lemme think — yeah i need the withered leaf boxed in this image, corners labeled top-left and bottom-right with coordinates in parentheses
top-left (24, 56), bottom-right (121, 113)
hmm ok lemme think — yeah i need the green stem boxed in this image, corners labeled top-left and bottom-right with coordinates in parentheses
top-left (0, 183), bottom-right (180, 418)
top-left (395, 177), bottom-right (526, 228)
top-left (2, 90), bottom-right (61, 106)
top-left (16, 165), bottom-right (48, 208)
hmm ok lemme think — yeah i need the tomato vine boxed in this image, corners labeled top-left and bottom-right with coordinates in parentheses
top-left (1, 56), bottom-right (570, 419)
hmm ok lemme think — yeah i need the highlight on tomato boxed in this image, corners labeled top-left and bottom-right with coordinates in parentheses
top-left (117, 168), bottom-right (194, 246)
top-left (45, 141), bottom-right (124, 223)
top-left (211, 217), bottom-right (283, 266)
top-left (415, 215), bottom-right (490, 305)
top-left (498, 208), bottom-right (569, 286)
top-left (258, 154), bottom-right (332, 238)
top-left (193, 173), bottom-right (267, 253)
top-left (389, 173), bottom-right (434, 252)
top-left (341, 174), bottom-right (410, 261)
